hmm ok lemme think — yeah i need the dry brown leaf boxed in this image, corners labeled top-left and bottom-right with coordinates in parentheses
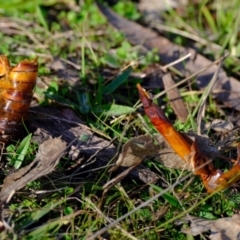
top-left (156, 148), bottom-right (193, 171)
top-left (176, 215), bottom-right (213, 236)
top-left (105, 135), bottom-right (160, 190)
top-left (110, 135), bottom-right (159, 172)
top-left (0, 138), bottom-right (67, 206)
top-left (205, 119), bottom-right (234, 133)
top-left (177, 214), bottom-right (240, 239)
top-left (210, 214), bottom-right (240, 240)
top-left (162, 73), bottom-right (188, 122)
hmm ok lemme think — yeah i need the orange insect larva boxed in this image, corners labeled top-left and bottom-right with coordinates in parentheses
top-left (0, 55), bottom-right (38, 143)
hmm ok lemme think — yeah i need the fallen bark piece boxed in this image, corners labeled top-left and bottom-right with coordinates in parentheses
top-left (0, 138), bottom-right (67, 205)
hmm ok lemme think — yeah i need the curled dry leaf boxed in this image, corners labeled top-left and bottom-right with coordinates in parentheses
top-left (205, 119), bottom-right (234, 133)
top-left (110, 135), bottom-right (159, 172)
top-left (105, 135), bottom-right (160, 190)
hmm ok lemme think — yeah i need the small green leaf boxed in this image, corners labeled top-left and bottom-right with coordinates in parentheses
top-left (79, 134), bottom-right (91, 142)
top-left (35, 5), bottom-right (49, 31)
top-left (102, 67), bottom-right (132, 94)
top-left (150, 184), bottom-right (181, 208)
top-left (9, 133), bottom-right (32, 169)
top-left (102, 54), bottom-right (121, 68)
top-left (92, 103), bottom-right (136, 116)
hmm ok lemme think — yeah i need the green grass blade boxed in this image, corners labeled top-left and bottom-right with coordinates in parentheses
top-left (201, 5), bottom-right (217, 33)
top-left (9, 133), bottom-right (32, 169)
top-left (92, 103), bottom-right (136, 116)
top-left (16, 199), bottom-right (65, 231)
top-left (102, 67), bottom-right (132, 94)
top-left (24, 219), bottom-right (61, 239)
top-left (0, 0), bottom-right (58, 10)
top-left (150, 184), bottom-right (181, 209)
top-left (35, 5), bottom-right (49, 31)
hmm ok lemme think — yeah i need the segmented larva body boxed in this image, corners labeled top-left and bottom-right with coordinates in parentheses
top-left (0, 55), bottom-right (38, 143)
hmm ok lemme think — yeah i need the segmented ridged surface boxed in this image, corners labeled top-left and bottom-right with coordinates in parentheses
top-left (0, 55), bottom-right (38, 142)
